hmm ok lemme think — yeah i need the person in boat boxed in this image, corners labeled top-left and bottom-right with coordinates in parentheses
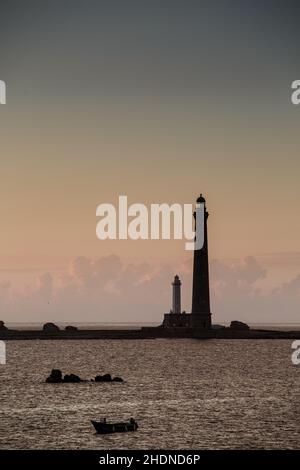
top-left (100, 417), bottom-right (107, 424)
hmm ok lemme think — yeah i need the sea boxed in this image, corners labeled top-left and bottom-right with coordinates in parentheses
top-left (0, 335), bottom-right (299, 449)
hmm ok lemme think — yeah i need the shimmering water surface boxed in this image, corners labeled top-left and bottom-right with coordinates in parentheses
top-left (0, 339), bottom-right (299, 449)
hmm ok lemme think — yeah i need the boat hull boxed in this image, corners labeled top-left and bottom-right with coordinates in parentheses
top-left (91, 420), bottom-right (138, 434)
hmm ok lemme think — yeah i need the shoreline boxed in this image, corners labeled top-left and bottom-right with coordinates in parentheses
top-left (1, 327), bottom-right (300, 340)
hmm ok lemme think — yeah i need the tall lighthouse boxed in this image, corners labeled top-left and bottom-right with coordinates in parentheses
top-left (162, 194), bottom-right (212, 330)
top-left (190, 194), bottom-right (212, 328)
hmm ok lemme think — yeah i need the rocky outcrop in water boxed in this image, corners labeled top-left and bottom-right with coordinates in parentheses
top-left (63, 373), bottom-right (82, 382)
top-left (0, 321), bottom-right (8, 331)
top-left (65, 325), bottom-right (78, 331)
top-left (230, 320), bottom-right (250, 330)
top-left (43, 322), bottom-right (60, 332)
top-left (94, 373), bottom-right (124, 382)
top-left (45, 369), bottom-right (123, 383)
top-left (94, 373), bottom-right (112, 382)
top-left (46, 369), bottom-right (63, 383)
top-left (46, 369), bottom-right (83, 383)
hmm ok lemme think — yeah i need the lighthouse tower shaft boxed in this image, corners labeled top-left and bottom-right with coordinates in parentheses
top-left (191, 197), bottom-right (212, 328)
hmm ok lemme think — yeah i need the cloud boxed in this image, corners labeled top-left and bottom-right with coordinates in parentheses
top-left (211, 256), bottom-right (266, 285)
top-left (0, 281), bottom-right (11, 307)
top-left (210, 257), bottom-right (300, 324)
top-left (0, 254), bottom-right (300, 324)
top-left (36, 273), bottom-right (53, 299)
top-left (274, 274), bottom-right (300, 296)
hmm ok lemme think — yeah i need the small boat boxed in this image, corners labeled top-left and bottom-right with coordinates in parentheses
top-left (91, 418), bottom-right (138, 434)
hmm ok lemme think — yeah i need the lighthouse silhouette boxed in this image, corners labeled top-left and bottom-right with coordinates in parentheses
top-left (163, 194), bottom-right (212, 329)
top-left (190, 194), bottom-right (212, 328)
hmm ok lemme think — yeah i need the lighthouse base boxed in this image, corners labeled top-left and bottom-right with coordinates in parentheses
top-left (162, 312), bottom-right (212, 329)
top-left (163, 313), bottom-right (191, 328)
top-left (190, 313), bottom-right (212, 329)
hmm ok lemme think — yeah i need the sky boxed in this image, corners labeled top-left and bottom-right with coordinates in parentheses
top-left (0, 1), bottom-right (300, 323)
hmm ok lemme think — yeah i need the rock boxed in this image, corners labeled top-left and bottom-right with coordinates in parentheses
top-left (230, 320), bottom-right (250, 330)
top-left (94, 374), bottom-right (123, 382)
top-left (46, 369), bottom-right (83, 383)
top-left (43, 322), bottom-right (60, 332)
top-left (102, 373), bottom-right (112, 381)
top-left (63, 373), bottom-right (82, 383)
top-left (46, 369), bottom-right (63, 383)
top-left (65, 325), bottom-right (78, 331)
top-left (0, 321), bottom-right (7, 331)
top-left (46, 371), bottom-right (123, 383)
top-left (94, 373), bottom-right (112, 382)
